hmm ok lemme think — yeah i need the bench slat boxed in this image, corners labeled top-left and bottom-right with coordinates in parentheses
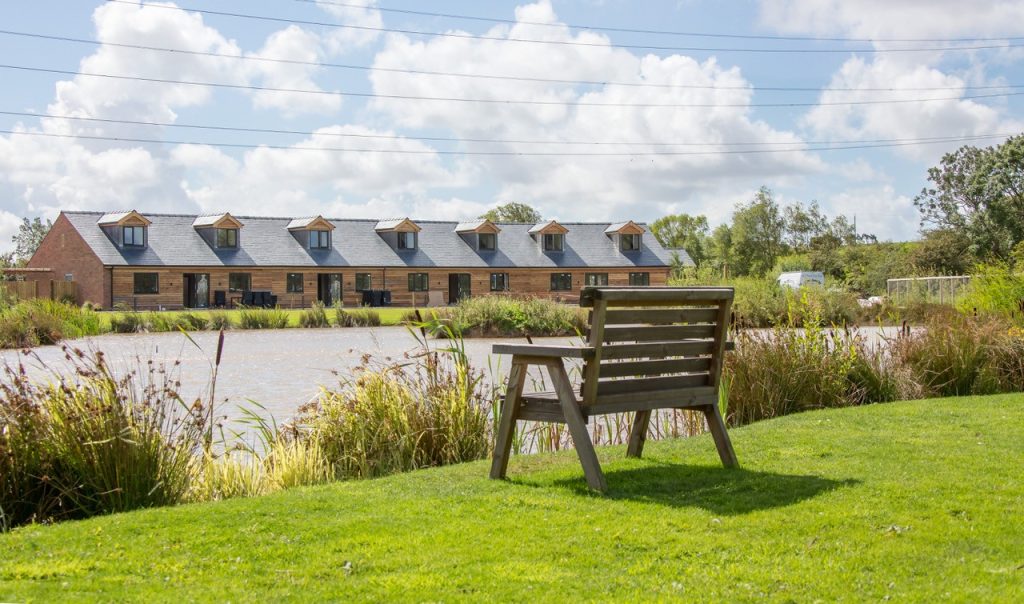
top-left (600, 340), bottom-right (715, 360)
top-left (587, 386), bottom-right (718, 412)
top-left (596, 374), bottom-right (709, 396)
top-left (603, 324), bottom-right (717, 342)
top-left (601, 308), bottom-right (719, 325)
top-left (581, 287), bottom-right (734, 307)
top-left (598, 357), bottom-right (712, 378)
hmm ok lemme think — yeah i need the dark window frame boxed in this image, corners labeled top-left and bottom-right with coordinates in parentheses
top-left (286, 273), bottom-right (304, 293)
top-left (397, 231), bottom-right (417, 250)
top-left (408, 272), bottom-right (429, 292)
top-left (123, 226), bottom-right (146, 247)
top-left (478, 233), bottom-right (497, 251)
top-left (584, 272), bottom-right (609, 287)
top-left (550, 272), bottom-right (573, 291)
top-left (133, 272), bottom-right (159, 294)
top-left (620, 234), bottom-right (642, 251)
top-left (216, 228), bottom-right (239, 249)
top-left (490, 272), bottom-right (509, 291)
top-left (228, 272), bottom-right (251, 292)
top-left (629, 272), bottom-right (650, 286)
top-left (543, 233), bottom-right (564, 252)
top-left (309, 230), bottom-right (331, 249)
top-left (355, 273), bottom-right (372, 292)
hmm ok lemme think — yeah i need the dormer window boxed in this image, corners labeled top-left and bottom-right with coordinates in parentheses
top-left (310, 230), bottom-right (331, 249)
top-left (543, 233), bottom-right (564, 252)
top-left (620, 234), bottom-right (641, 251)
top-left (455, 219), bottom-right (500, 252)
top-left (479, 233), bottom-right (496, 251)
top-left (123, 225), bottom-right (146, 247)
top-left (216, 228), bottom-right (238, 248)
top-left (530, 220), bottom-right (569, 253)
top-left (397, 231), bottom-right (417, 250)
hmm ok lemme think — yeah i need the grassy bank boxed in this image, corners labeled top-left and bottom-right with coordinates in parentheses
top-left (100, 306), bottom-right (414, 331)
top-left (2, 395), bottom-right (1022, 601)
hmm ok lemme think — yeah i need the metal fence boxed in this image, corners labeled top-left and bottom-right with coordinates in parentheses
top-left (886, 275), bottom-right (971, 304)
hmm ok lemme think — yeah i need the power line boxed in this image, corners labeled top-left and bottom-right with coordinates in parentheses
top-left (0, 129), bottom-right (1011, 156)
top-left (5, 64), bottom-right (1024, 108)
top-left (103, 0), bottom-right (1024, 54)
top-left (6, 29), bottom-right (1023, 93)
top-left (2, 110), bottom-right (1017, 149)
top-left (300, 0), bottom-right (1024, 44)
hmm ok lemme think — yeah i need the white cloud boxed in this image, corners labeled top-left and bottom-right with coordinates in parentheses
top-left (823, 185), bottom-right (918, 241)
top-left (246, 26), bottom-right (343, 116)
top-left (0, 210), bottom-right (23, 254)
top-left (318, 0), bottom-right (383, 53)
top-left (368, 0), bottom-right (822, 221)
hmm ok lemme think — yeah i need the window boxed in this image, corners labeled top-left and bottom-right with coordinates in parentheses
top-left (216, 228), bottom-right (238, 248)
top-left (543, 233), bottom-right (564, 252)
top-left (584, 273), bottom-right (608, 287)
top-left (310, 230), bottom-right (330, 249)
top-left (133, 272), bottom-right (159, 294)
top-left (490, 272), bottom-right (509, 291)
top-left (229, 272), bottom-right (251, 292)
top-left (286, 273), bottom-right (304, 293)
top-left (620, 234), bottom-right (641, 251)
top-left (629, 272), bottom-right (650, 286)
top-left (408, 273), bottom-right (429, 292)
top-left (550, 273), bottom-right (572, 291)
top-left (123, 226), bottom-right (145, 247)
top-left (478, 233), bottom-right (496, 251)
top-left (355, 273), bottom-right (372, 292)
top-left (397, 231), bottom-right (417, 250)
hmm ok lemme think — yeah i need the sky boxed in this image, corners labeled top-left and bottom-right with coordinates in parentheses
top-left (1, 0), bottom-right (1023, 253)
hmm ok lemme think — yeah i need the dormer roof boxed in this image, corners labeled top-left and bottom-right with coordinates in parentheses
top-left (97, 210), bottom-right (151, 227)
top-left (605, 220), bottom-right (646, 235)
top-left (192, 213), bottom-right (244, 229)
top-left (287, 215), bottom-right (336, 231)
top-left (528, 220), bottom-right (569, 235)
top-left (455, 219), bottom-right (501, 234)
top-left (374, 217), bottom-right (421, 233)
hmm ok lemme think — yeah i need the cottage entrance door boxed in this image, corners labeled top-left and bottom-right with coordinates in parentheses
top-left (448, 273), bottom-right (471, 304)
top-left (317, 273), bottom-right (342, 306)
top-left (183, 273), bottom-right (210, 308)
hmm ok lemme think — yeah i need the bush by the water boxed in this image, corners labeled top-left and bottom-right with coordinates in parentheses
top-left (957, 263), bottom-right (1024, 323)
top-left (237, 307), bottom-right (289, 330)
top-left (427, 295), bottom-right (587, 337)
top-left (0, 299), bottom-right (103, 348)
top-left (298, 302), bottom-right (330, 328)
top-left (335, 307), bottom-right (382, 327)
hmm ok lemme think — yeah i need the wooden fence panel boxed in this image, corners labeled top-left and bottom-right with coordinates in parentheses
top-left (50, 280), bottom-right (77, 302)
top-left (0, 281), bottom-right (39, 300)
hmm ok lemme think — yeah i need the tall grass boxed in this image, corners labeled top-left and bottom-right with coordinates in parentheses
top-left (0, 348), bottom-right (208, 528)
top-left (237, 307), bottom-right (289, 329)
top-left (335, 307), bottom-right (382, 327)
top-left (298, 302), bottom-right (331, 328)
top-left (0, 299), bottom-right (103, 348)
top-left (957, 263), bottom-right (1024, 323)
top-left (427, 295), bottom-right (587, 337)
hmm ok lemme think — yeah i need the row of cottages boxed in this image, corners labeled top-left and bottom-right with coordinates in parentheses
top-left (25, 210), bottom-right (689, 309)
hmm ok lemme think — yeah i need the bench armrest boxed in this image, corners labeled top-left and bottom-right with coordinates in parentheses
top-left (492, 344), bottom-right (595, 359)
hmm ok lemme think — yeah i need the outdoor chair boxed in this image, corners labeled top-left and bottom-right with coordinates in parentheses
top-left (491, 286), bottom-right (738, 492)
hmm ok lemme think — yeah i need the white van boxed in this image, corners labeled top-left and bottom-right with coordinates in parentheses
top-left (777, 271), bottom-right (825, 289)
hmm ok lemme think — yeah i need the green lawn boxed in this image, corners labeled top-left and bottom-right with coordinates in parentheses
top-left (98, 307), bottom-right (416, 329)
top-left (2, 395), bottom-right (1023, 602)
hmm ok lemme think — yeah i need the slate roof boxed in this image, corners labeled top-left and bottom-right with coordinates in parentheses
top-left (62, 211), bottom-right (690, 269)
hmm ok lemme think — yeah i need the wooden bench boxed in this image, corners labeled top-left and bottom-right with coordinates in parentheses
top-left (490, 286), bottom-right (737, 492)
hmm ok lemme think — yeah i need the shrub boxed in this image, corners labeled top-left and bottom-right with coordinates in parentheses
top-left (179, 312), bottom-right (211, 331)
top-left (336, 307), bottom-right (381, 327)
top-left (144, 312), bottom-right (189, 333)
top-left (109, 312), bottom-right (145, 334)
top-left (299, 302), bottom-right (331, 328)
top-left (425, 295), bottom-right (586, 337)
top-left (0, 348), bottom-right (208, 528)
top-left (238, 307), bottom-right (289, 329)
top-left (207, 311), bottom-right (233, 331)
top-left (300, 328), bottom-right (493, 479)
top-left (957, 263), bottom-right (1024, 323)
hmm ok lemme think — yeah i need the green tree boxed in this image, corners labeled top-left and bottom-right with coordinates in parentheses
top-left (649, 214), bottom-right (710, 266)
top-left (910, 229), bottom-right (974, 275)
top-left (729, 187), bottom-right (786, 277)
top-left (783, 201), bottom-right (828, 252)
top-left (914, 135), bottom-right (1024, 261)
top-left (12, 217), bottom-right (52, 263)
top-left (708, 224), bottom-right (733, 275)
top-left (480, 202), bottom-right (542, 223)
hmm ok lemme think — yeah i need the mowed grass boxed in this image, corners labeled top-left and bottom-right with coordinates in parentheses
top-left (97, 307), bottom-right (414, 330)
top-left (2, 395), bottom-right (1023, 602)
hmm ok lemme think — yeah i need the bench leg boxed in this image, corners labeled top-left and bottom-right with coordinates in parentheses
top-left (548, 360), bottom-right (607, 492)
top-left (490, 361), bottom-right (526, 480)
top-left (702, 403), bottom-right (738, 468)
top-left (626, 410), bottom-right (652, 458)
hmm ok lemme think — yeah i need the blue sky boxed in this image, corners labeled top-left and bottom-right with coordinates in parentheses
top-left (1, 0), bottom-right (1022, 251)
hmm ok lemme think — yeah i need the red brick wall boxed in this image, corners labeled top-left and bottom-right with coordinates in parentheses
top-left (26, 213), bottom-right (110, 307)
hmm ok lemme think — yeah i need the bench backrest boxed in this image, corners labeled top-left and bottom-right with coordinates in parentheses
top-left (578, 287), bottom-right (734, 410)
